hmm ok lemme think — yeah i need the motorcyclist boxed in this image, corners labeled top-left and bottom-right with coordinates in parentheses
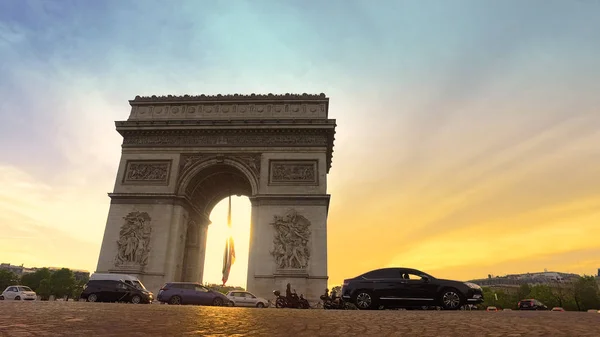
top-left (286, 283), bottom-right (295, 305)
top-left (330, 288), bottom-right (342, 306)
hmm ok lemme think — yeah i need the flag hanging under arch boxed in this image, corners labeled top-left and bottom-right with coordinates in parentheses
top-left (222, 195), bottom-right (235, 285)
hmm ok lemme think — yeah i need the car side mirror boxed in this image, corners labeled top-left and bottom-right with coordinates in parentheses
top-left (422, 276), bottom-right (430, 283)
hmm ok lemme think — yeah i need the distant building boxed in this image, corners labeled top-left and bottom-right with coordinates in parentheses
top-left (0, 263), bottom-right (35, 275)
top-left (469, 271), bottom-right (581, 287)
top-left (0, 263), bottom-right (89, 281)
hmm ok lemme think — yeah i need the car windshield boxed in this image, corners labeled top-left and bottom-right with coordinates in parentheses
top-left (18, 286), bottom-right (33, 292)
top-left (133, 281), bottom-right (147, 290)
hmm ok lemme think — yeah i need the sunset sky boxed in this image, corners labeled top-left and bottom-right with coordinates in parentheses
top-left (1, 0), bottom-right (599, 288)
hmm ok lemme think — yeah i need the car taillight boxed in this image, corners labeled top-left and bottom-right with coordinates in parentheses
top-left (517, 301), bottom-right (521, 307)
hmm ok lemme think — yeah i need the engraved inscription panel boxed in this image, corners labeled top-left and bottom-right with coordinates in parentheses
top-left (123, 160), bottom-right (171, 184)
top-left (269, 160), bottom-right (318, 185)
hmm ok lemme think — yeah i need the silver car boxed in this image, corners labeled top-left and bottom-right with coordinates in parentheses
top-left (226, 291), bottom-right (269, 308)
top-left (0, 285), bottom-right (37, 301)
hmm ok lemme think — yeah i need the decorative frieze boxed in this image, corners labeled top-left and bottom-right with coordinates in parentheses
top-left (128, 93), bottom-right (329, 120)
top-left (122, 132), bottom-right (329, 148)
top-left (123, 160), bottom-right (171, 185)
top-left (269, 160), bottom-right (318, 185)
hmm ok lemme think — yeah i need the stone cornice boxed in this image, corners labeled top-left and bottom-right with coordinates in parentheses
top-left (117, 128), bottom-right (336, 173)
top-left (107, 193), bottom-right (210, 223)
top-left (249, 194), bottom-right (331, 207)
top-left (130, 93), bottom-right (328, 103)
top-left (115, 119), bottom-right (336, 128)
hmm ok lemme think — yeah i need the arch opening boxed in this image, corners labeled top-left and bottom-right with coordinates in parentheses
top-left (183, 163), bottom-right (253, 216)
top-left (203, 195), bottom-right (251, 288)
top-left (179, 162), bottom-right (254, 288)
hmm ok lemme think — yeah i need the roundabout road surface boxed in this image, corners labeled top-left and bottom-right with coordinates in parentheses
top-left (0, 301), bottom-right (599, 336)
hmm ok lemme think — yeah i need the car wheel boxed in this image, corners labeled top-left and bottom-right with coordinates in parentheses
top-left (354, 291), bottom-right (375, 310)
top-left (256, 302), bottom-right (265, 308)
top-left (169, 296), bottom-right (182, 305)
top-left (212, 297), bottom-right (224, 306)
top-left (131, 295), bottom-right (142, 304)
top-left (14, 296), bottom-right (21, 301)
top-left (440, 289), bottom-right (463, 310)
top-left (87, 294), bottom-right (98, 302)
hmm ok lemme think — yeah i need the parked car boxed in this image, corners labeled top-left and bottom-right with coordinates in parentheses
top-left (226, 290), bottom-right (269, 308)
top-left (341, 267), bottom-right (484, 310)
top-left (80, 280), bottom-right (153, 304)
top-left (0, 285), bottom-right (37, 301)
top-left (486, 306), bottom-right (498, 312)
top-left (518, 299), bottom-right (548, 310)
top-left (157, 282), bottom-right (233, 306)
top-left (551, 307), bottom-right (565, 312)
top-left (89, 273), bottom-right (147, 291)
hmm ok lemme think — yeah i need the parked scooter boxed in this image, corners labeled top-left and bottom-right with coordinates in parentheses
top-left (320, 288), bottom-right (356, 310)
top-left (273, 283), bottom-right (310, 309)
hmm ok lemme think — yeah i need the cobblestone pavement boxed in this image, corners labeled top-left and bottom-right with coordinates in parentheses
top-left (0, 301), bottom-right (599, 337)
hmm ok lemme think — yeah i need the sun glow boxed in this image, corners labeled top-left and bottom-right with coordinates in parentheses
top-left (203, 196), bottom-right (252, 288)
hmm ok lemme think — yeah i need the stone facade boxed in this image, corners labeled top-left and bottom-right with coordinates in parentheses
top-left (95, 93), bottom-right (336, 301)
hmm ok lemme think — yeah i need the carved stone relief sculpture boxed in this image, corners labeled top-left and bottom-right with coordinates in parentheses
top-left (269, 209), bottom-right (312, 269)
top-left (123, 160), bottom-right (171, 184)
top-left (269, 160), bottom-right (317, 185)
top-left (114, 211), bottom-right (152, 268)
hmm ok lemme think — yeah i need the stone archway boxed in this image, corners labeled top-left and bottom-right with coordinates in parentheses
top-left (95, 93), bottom-right (336, 301)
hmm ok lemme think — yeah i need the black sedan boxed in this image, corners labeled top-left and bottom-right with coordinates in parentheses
top-left (340, 267), bottom-right (484, 310)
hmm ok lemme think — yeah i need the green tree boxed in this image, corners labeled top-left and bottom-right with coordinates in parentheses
top-left (516, 284), bottom-right (531, 300)
top-left (204, 283), bottom-right (244, 294)
top-left (572, 275), bottom-right (600, 311)
top-left (70, 275), bottom-right (90, 300)
top-left (479, 287), bottom-right (518, 309)
top-left (37, 279), bottom-right (52, 301)
top-left (0, 269), bottom-right (20, 290)
top-left (549, 281), bottom-right (570, 308)
top-left (49, 268), bottom-right (76, 300)
top-left (20, 268), bottom-right (52, 291)
top-left (529, 284), bottom-right (558, 308)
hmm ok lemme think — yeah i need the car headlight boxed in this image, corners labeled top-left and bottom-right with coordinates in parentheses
top-left (464, 282), bottom-right (481, 290)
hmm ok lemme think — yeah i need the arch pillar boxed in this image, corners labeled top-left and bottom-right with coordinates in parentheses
top-left (181, 216), bottom-right (210, 282)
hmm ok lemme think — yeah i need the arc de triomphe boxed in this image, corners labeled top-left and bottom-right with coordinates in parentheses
top-left (95, 93), bottom-right (336, 300)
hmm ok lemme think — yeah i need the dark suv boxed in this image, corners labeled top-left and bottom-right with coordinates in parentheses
top-left (518, 299), bottom-right (548, 310)
top-left (341, 267), bottom-right (484, 310)
top-left (157, 282), bottom-right (232, 306)
top-left (80, 280), bottom-right (153, 304)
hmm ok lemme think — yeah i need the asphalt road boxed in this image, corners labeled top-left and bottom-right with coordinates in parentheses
top-left (0, 301), bottom-right (599, 336)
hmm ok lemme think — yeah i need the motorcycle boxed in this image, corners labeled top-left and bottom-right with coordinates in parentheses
top-left (320, 289), bottom-right (357, 310)
top-left (273, 289), bottom-right (310, 309)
